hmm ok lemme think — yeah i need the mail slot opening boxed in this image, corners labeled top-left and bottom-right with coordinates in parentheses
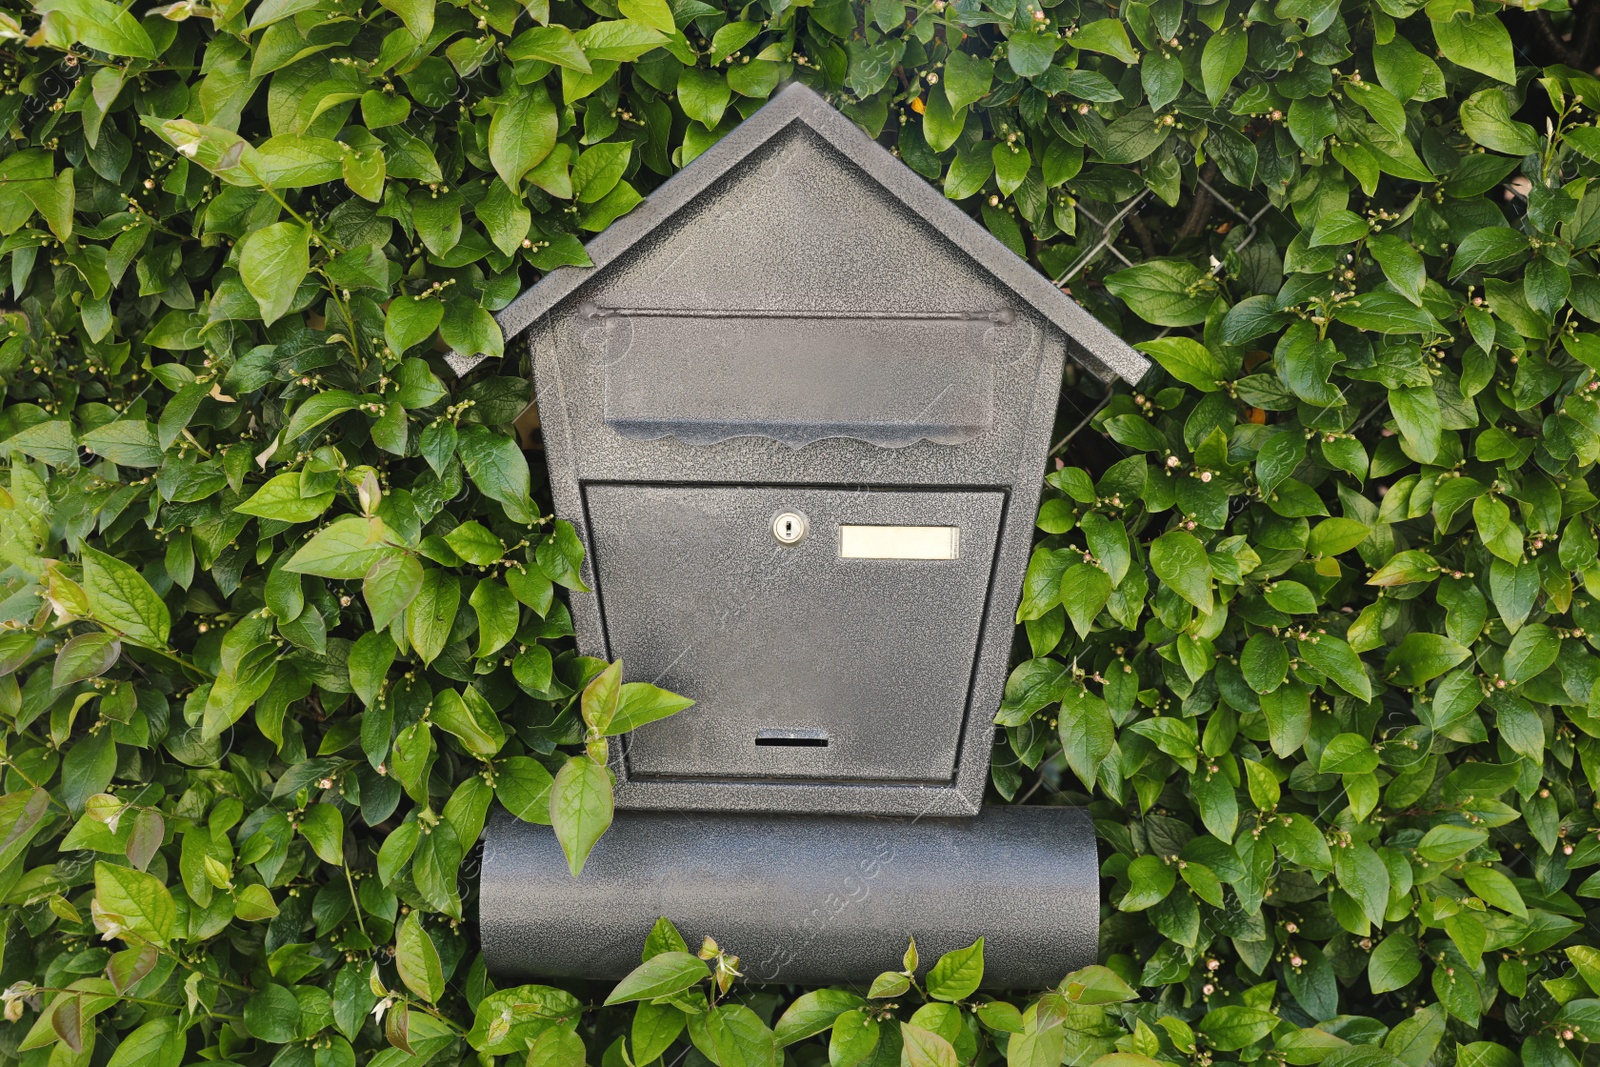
top-left (755, 730), bottom-right (830, 748)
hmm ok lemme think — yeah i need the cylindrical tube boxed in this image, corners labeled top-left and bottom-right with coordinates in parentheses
top-left (479, 806), bottom-right (1099, 989)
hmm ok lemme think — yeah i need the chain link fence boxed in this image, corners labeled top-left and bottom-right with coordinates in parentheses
top-left (1046, 181), bottom-right (1278, 456)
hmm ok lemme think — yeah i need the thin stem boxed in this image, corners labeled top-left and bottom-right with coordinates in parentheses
top-left (151, 945), bottom-right (252, 992)
top-left (26, 987), bottom-right (185, 1011)
top-left (234, 158), bottom-right (346, 255)
top-left (343, 861), bottom-right (369, 939)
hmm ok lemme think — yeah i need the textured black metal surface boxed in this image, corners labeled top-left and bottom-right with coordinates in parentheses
top-left (595, 310), bottom-right (1000, 449)
top-left (496, 83), bottom-right (1150, 387)
top-left (479, 806), bottom-right (1100, 989)
top-left (497, 82), bottom-right (1150, 816)
top-left (587, 485), bottom-right (1004, 784)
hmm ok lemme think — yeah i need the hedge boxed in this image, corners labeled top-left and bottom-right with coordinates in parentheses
top-left (0, 0), bottom-right (1593, 1063)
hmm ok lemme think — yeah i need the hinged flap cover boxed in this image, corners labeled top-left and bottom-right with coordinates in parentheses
top-left (593, 308), bottom-right (1014, 448)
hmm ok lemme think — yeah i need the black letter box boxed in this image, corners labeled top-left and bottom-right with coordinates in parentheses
top-left (482, 83), bottom-right (1148, 987)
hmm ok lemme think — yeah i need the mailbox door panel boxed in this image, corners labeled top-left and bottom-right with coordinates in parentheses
top-left (584, 484), bottom-right (1005, 783)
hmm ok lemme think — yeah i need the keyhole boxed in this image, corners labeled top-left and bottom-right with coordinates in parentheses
top-left (772, 511), bottom-right (808, 545)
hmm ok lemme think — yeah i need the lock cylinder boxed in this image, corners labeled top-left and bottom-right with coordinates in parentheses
top-left (771, 511), bottom-right (808, 545)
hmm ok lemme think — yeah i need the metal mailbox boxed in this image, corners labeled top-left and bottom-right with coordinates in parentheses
top-left (481, 83), bottom-right (1148, 987)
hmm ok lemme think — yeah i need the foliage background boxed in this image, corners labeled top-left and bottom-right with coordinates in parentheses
top-left (0, 0), bottom-right (1594, 1061)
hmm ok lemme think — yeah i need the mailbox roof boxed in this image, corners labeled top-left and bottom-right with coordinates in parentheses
top-left (495, 82), bottom-right (1149, 386)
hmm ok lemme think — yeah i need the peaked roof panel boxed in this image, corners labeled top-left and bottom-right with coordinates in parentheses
top-left (494, 82), bottom-right (1150, 386)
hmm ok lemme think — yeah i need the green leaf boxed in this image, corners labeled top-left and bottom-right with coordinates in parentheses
top-left (1060, 562), bottom-right (1112, 639)
top-left (1149, 530), bottom-right (1212, 614)
top-left (644, 916), bottom-right (690, 958)
top-left (94, 861), bottom-right (177, 944)
top-left (678, 67), bottom-right (732, 128)
top-left (536, 519), bottom-right (588, 590)
top-left (1309, 210), bottom-right (1370, 246)
top-left (106, 1018), bottom-right (185, 1067)
top-left (298, 802), bottom-right (343, 865)
top-left (1059, 686), bottom-right (1114, 788)
top-left (708, 21), bottom-right (760, 63)
top-left (634, 1001), bottom-right (689, 1063)
top-left (1061, 965), bottom-right (1138, 1004)
top-left (1136, 337), bottom-right (1228, 391)
top-left (465, 984), bottom-right (582, 1054)
top-left (581, 660), bottom-right (622, 733)
top-left (1070, 18), bottom-right (1139, 63)
top-left (1503, 623), bottom-right (1560, 684)
top-left (405, 568), bottom-right (460, 666)
top-left (1416, 824), bottom-right (1488, 862)
top-left (81, 421), bottom-right (161, 468)
top-left (1105, 260), bottom-right (1211, 327)
top-left (238, 221), bottom-right (310, 327)
top-left (444, 521), bottom-right (504, 566)
top-left (396, 911), bottom-right (444, 1002)
top-left (577, 17), bottom-right (668, 59)
top-left (1368, 935), bottom-right (1422, 994)
top-left (775, 990), bottom-right (865, 1047)
top-left (281, 391), bottom-right (364, 448)
top-left (495, 756), bottom-right (554, 823)
top-left (348, 630), bottom-right (395, 707)
top-left (1459, 89), bottom-right (1541, 155)
top-left (490, 83), bottom-right (557, 190)
top-left (1120, 854), bottom-right (1175, 910)
top-left (471, 579), bottom-right (519, 658)
top-left (1202, 28), bottom-right (1247, 106)
top-left (605, 951), bottom-right (709, 1004)
top-left (1320, 733), bottom-right (1379, 774)
top-left (1493, 692), bottom-right (1544, 763)
top-left (1200, 1006), bottom-right (1279, 1051)
top-left (1368, 550), bottom-right (1439, 587)
top-left (53, 632), bottom-right (119, 688)
top-left (607, 682), bottom-right (694, 735)
top-left (923, 89), bottom-right (967, 153)
top-left (432, 686), bottom-right (506, 757)
top-left (692, 1004), bottom-right (777, 1067)
top-left (527, 1027), bottom-right (587, 1067)
top-left (1451, 227), bottom-right (1530, 279)
top-left (1369, 233), bottom-right (1427, 305)
top-left (993, 143), bottom-right (1031, 197)
top-left (901, 1024), bottom-right (958, 1067)
top-left (551, 755), bottom-right (613, 875)
top-left (830, 1010), bottom-right (881, 1067)
top-left (925, 939), bottom-right (984, 1001)
top-left (1297, 634), bottom-right (1372, 700)
top-left (1241, 634), bottom-right (1289, 693)
top-left (944, 50), bottom-right (994, 110)
top-left (38, 0), bottom-right (158, 55)
top-left (572, 142), bottom-right (632, 204)
top-left (1384, 633), bottom-right (1470, 685)
top-left (386, 296), bottom-right (445, 355)
top-left (82, 546), bottom-right (170, 648)
top-left (508, 24), bottom-right (593, 70)
top-left (242, 984), bottom-right (302, 1042)
top-left (1, 420), bottom-right (78, 467)
top-left (364, 552), bottom-right (423, 631)
top-left (1002, 26), bottom-right (1056, 76)
top-left (285, 515), bottom-right (393, 579)
top-left (1334, 842), bottom-right (1390, 927)
top-left (379, 0), bottom-right (433, 38)
top-left (1432, 13), bottom-right (1515, 84)
top-left (1463, 865), bottom-right (1526, 916)
top-left (945, 141), bottom-right (995, 200)
top-left (236, 471), bottom-right (336, 523)
top-left (459, 425), bottom-right (535, 524)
